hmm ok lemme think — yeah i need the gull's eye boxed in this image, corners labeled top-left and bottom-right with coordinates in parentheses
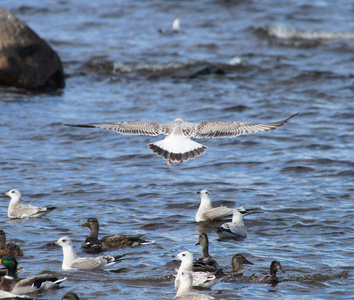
top-left (182, 253), bottom-right (185, 257)
top-left (11, 191), bottom-right (15, 193)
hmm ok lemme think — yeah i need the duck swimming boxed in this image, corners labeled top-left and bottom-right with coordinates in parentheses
top-left (228, 254), bottom-right (254, 275)
top-left (0, 255), bottom-right (66, 295)
top-left (0, 230), bottom-right (23, 257)
top-left (193, 233), bottom-right (222, 272)
top-left (79, 218), bottom-right (155, 253)
top-left (252, 260), bottom-right (284, 284)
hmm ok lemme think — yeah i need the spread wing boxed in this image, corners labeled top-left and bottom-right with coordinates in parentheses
top-left (201, 206), bottom-right (234, 221)
top-left (193, 113), bottom-right (298, 139)
top-left (66, 121), bottom-right (172, 136)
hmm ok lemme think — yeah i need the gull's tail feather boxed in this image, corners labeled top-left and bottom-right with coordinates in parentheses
top-left (148, 138), bottom-right (207, 164)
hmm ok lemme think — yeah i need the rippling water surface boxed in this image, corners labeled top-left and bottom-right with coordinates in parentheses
top-left (0, 1), bottom-right (353, 299)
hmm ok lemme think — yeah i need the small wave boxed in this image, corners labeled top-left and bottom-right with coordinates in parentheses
top-left (261, 25), bottom-right (354, 40)
top-left (81, 57), bottom-right (254, 79)
top-left (289, 271), bottom-right (349, 282)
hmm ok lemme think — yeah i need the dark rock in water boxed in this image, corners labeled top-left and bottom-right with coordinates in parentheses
top-left (0, 7), bottom-right (65, 90)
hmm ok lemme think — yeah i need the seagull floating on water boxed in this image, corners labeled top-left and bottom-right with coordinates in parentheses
top-left (216, 210), bottom-right (248, 240)
top-left (54, 236), bottom-right (124, 271)
top-left (66, 113), bottom-right (297, 166)
top-left (195, 189), bottom-right (263, 222)
top-left (5, 189), bottom-right (56, 219)
top-left (174, 271), bottom-right (215, 300)
top-left (158, 18), bottom-right (181, 34)
top-left (174, 251), bottom-right (222, 289)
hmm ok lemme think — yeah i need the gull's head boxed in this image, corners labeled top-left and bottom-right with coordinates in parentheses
top-left (173, 118), bottom-right (184, 124)
top-left (197, 190), bottom-right (211, 202)
top-left (176, 251), bottom-right (193, 262)
top-left (179, 270), bottom-right (193, 288)
top-left (197, 189), bottom-right (210, 196)
top-left (231, 210), bottom-right (243, 223)
top-left (54, 236), bottom-right (72, 248)
top-left (5, 189), bottom-right (22, 201)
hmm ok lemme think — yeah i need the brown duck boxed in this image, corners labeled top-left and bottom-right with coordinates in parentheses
top-left (79, 218), bottom-right (155, 253)
top-left (0, 231), bottom-right (23, 258)
top-left (193, 233), bottom-right (222, 272)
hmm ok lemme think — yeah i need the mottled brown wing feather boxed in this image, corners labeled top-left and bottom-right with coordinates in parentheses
top-left (193, 113), bottom-right (298, 139)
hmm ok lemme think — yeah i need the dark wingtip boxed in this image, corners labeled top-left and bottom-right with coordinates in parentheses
top-left (64, 124), bottom-right (96, 128)
top-left (287, 112), bottom-right (299, 121)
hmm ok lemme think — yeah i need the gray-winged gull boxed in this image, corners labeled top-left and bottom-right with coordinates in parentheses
top-left (54, 236), bottom-right (124, 270)
top-left (66, 113), bottom-right (297, 166)
top-left (216, 210), bottom-right (247, 240)
top-left (174, 251), bottom-right (221, 289)
top-left (174, 270), bottom-right (215, 300)
top-left (5, 189), bottom-right (56, 219)
top-left (195, 189), bottom-right (263, 222)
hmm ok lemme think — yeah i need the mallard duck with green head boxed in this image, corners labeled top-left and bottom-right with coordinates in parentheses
top-left (0, 255), bottom-right (66, 294)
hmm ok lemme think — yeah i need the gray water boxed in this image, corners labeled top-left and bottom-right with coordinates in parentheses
top-left (0, 0), bottom-right (353, 299)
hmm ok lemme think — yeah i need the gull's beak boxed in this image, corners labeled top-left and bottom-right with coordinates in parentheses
top-left (195, 241), bottom-right (200, 246)
top-left (197, 191), bottom-right (201, 194)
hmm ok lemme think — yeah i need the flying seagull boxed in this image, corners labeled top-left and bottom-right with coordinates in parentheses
top-left (66, 113), bottom-right (297, 166)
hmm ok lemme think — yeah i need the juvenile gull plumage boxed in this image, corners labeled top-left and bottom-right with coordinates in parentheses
top-left (174, 251), bottom-right (221, 289)
top-left (66, 113), bottom-right (297, 166)
top-left (54, 236), bottom-right (124, 271)
top-left (195, 189), bottom-right (263, 222)
top-left (174, 271), bottom-right (215, 300)
top-left (5, 189), bottom-right (56, 219)
top-left (216, 210), bottom-right (247, 240)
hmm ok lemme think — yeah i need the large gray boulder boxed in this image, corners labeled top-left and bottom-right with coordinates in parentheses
top-left (0, 7), bottom-right (65, 90)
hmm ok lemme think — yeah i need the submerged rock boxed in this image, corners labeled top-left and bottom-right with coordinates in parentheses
top-left (0, 7), bottom-right (65, 90)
